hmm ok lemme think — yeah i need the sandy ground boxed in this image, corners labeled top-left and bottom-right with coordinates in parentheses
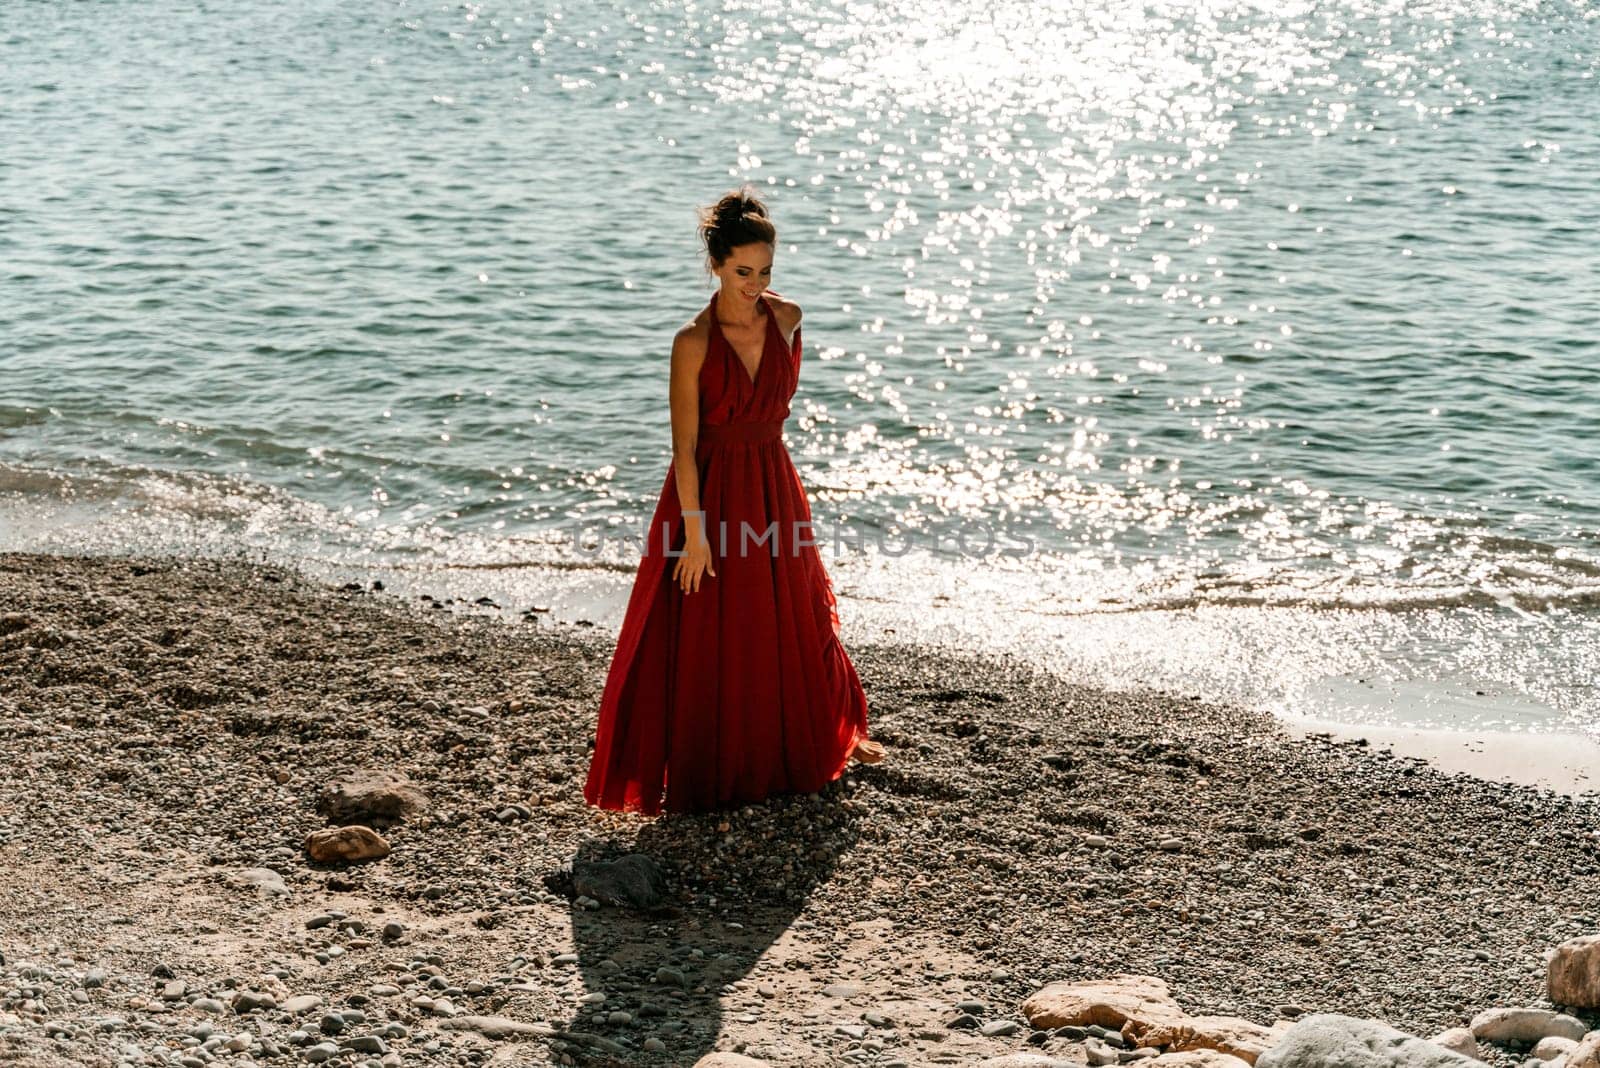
top-left (1279, 715), bottom-right (1600, 795)
top-left (2, 550), bottom-right (1599, 1067)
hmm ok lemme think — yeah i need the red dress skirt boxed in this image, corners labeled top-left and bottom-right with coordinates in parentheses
top-left (582, 288), bottom-right (872, 816)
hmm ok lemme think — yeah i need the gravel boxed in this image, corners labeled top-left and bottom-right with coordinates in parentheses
top-left (1, 550), bottom-right (1598, 1067)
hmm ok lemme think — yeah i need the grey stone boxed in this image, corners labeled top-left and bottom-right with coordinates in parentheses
top-left (567, 1031), bottom-right (625, 1054)
top-left (571, 854), bottom-right (668, 910)
top-left (233, 991), bottom-right (277, 1012)
top-left (982, 1020), bottom-right (1024, 1037)
top-left (437, 1015), bottom-right (557, 1039)
top-left (317, 769), bottom-right (429, 826)
top-left (304, 1042), bottom-right (340, 1063)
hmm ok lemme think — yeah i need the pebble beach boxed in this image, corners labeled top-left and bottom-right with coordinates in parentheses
top-left (4, 550), bottom-right (1600, 1067)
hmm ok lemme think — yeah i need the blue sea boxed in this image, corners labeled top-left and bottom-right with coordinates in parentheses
top-left (3, 0), bottom-right (1598, 738)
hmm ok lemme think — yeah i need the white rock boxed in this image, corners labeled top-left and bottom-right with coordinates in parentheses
top-left (1565, 1032), bottom-right (1600, 1068)
top-left (1470, 1008), bottom-right (1587, 1045)
top-left (1258, 1015), bottom-right (1477, 1068)
top-left (280, 994), bottom-right (323, 1015)
top-left (1430, 1028), bottom-right (1481, 1061)
top-left (1084, 1038), bottom-right (1120, 1067)
top-left (1536, 1037), bottom-right (1581, 1062)
top-left (236, 868), bottom-right (288, 896)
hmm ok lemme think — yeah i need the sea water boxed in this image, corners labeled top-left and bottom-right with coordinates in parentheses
top-left (3, 0), bottom-right (1598, 736)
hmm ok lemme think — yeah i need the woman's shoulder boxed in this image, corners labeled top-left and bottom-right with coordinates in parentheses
top-left (666, 307), bottom-right (711, 377)
top-left (675, 306), bottom-right (713, 348)
top-left (765, 291), bottom-right (802, 333)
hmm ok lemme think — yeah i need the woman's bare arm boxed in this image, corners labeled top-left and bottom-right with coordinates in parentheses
top-left (668, 318), bottom-right (710, 544)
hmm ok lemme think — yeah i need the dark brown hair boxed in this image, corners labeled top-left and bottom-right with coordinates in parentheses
top-left (698, 185), bottom-right (777, 271)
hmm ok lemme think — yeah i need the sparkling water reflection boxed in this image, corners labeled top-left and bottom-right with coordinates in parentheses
top-left (2, 0), bottom-right (1598, 732)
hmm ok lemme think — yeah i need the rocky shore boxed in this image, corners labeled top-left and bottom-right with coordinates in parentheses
top-left (2, 550), bottom-right (1599, 1067)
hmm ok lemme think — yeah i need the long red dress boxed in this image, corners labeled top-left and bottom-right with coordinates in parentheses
top-left (582, 288), bottom-right (872, 816)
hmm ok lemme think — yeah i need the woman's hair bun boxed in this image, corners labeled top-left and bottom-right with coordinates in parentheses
top-left (716, 193), bottom-right (765, 221)
top-left (699, 184), bottom-right (776, 270)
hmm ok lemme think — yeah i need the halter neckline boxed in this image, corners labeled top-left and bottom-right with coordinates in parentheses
top-left (711, 288), bottom-right (775, 388)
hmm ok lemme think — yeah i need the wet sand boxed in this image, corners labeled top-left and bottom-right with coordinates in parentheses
top-left (1281, 715), bottom-right (1600, 796)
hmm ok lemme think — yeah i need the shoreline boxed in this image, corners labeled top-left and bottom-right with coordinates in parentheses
top-left (3, 549), bottom-right (1599, 1067)
top-left (19, 535), bottom-right (1592, 801)
top-left (1280, 715), bottom-right (1600, 797)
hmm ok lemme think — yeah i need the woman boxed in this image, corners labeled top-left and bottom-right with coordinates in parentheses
top-left (583, 186), bottom-right (886, 816)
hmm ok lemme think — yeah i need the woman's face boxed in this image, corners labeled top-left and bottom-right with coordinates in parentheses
top-left (714, 242), bottom-right (774, 309)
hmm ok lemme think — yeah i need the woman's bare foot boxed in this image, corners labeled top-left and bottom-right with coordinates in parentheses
top-left (850, 737), bottom-right (886, 764)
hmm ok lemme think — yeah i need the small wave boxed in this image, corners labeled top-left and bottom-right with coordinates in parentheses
top-left (0, 405), bottom-right (52, 432)
top-left (5, 458), bottom-right (1600, 623)
top-left (1119, 584), bottom-right (1600, 615)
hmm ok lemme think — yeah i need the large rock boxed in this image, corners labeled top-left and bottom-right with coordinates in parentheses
top-left (692, 1055), bottom-right (771, 1067)
top-left (1022, 974), bottom-right (1187, 1034)
top-left (1429, 1028), bottom-right (1480, 1060)
top-left (571, 854), bottom-right (668, 910)
top-left (1533, 1036), bottom-right (1579, 1061)
top-left (1146, 1054), bottom-right (1254, 1068)
top-left (1256, 1014), bottom-right (1479, 1068)
top-left (1567, 1032), bottom-right (1600, 1068)
top-left (316, 770), bottom-right (429, 826)
top-left (1550, 935), bottom-right (1600, 1009)
top-left (303, 825), bottom-right (390, 863)
top-left (1469, 1008), bottom-right (1587, 1045)
top-left (1138, 1014), bottom-right (1283, 1063)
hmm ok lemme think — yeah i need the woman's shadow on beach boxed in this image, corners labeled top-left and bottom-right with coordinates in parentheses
top-left (545, 789), bottom-right (864, 1065)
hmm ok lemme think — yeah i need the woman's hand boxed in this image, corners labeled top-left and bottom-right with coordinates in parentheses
top-left (674, 532), bottom-right (717, 594)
